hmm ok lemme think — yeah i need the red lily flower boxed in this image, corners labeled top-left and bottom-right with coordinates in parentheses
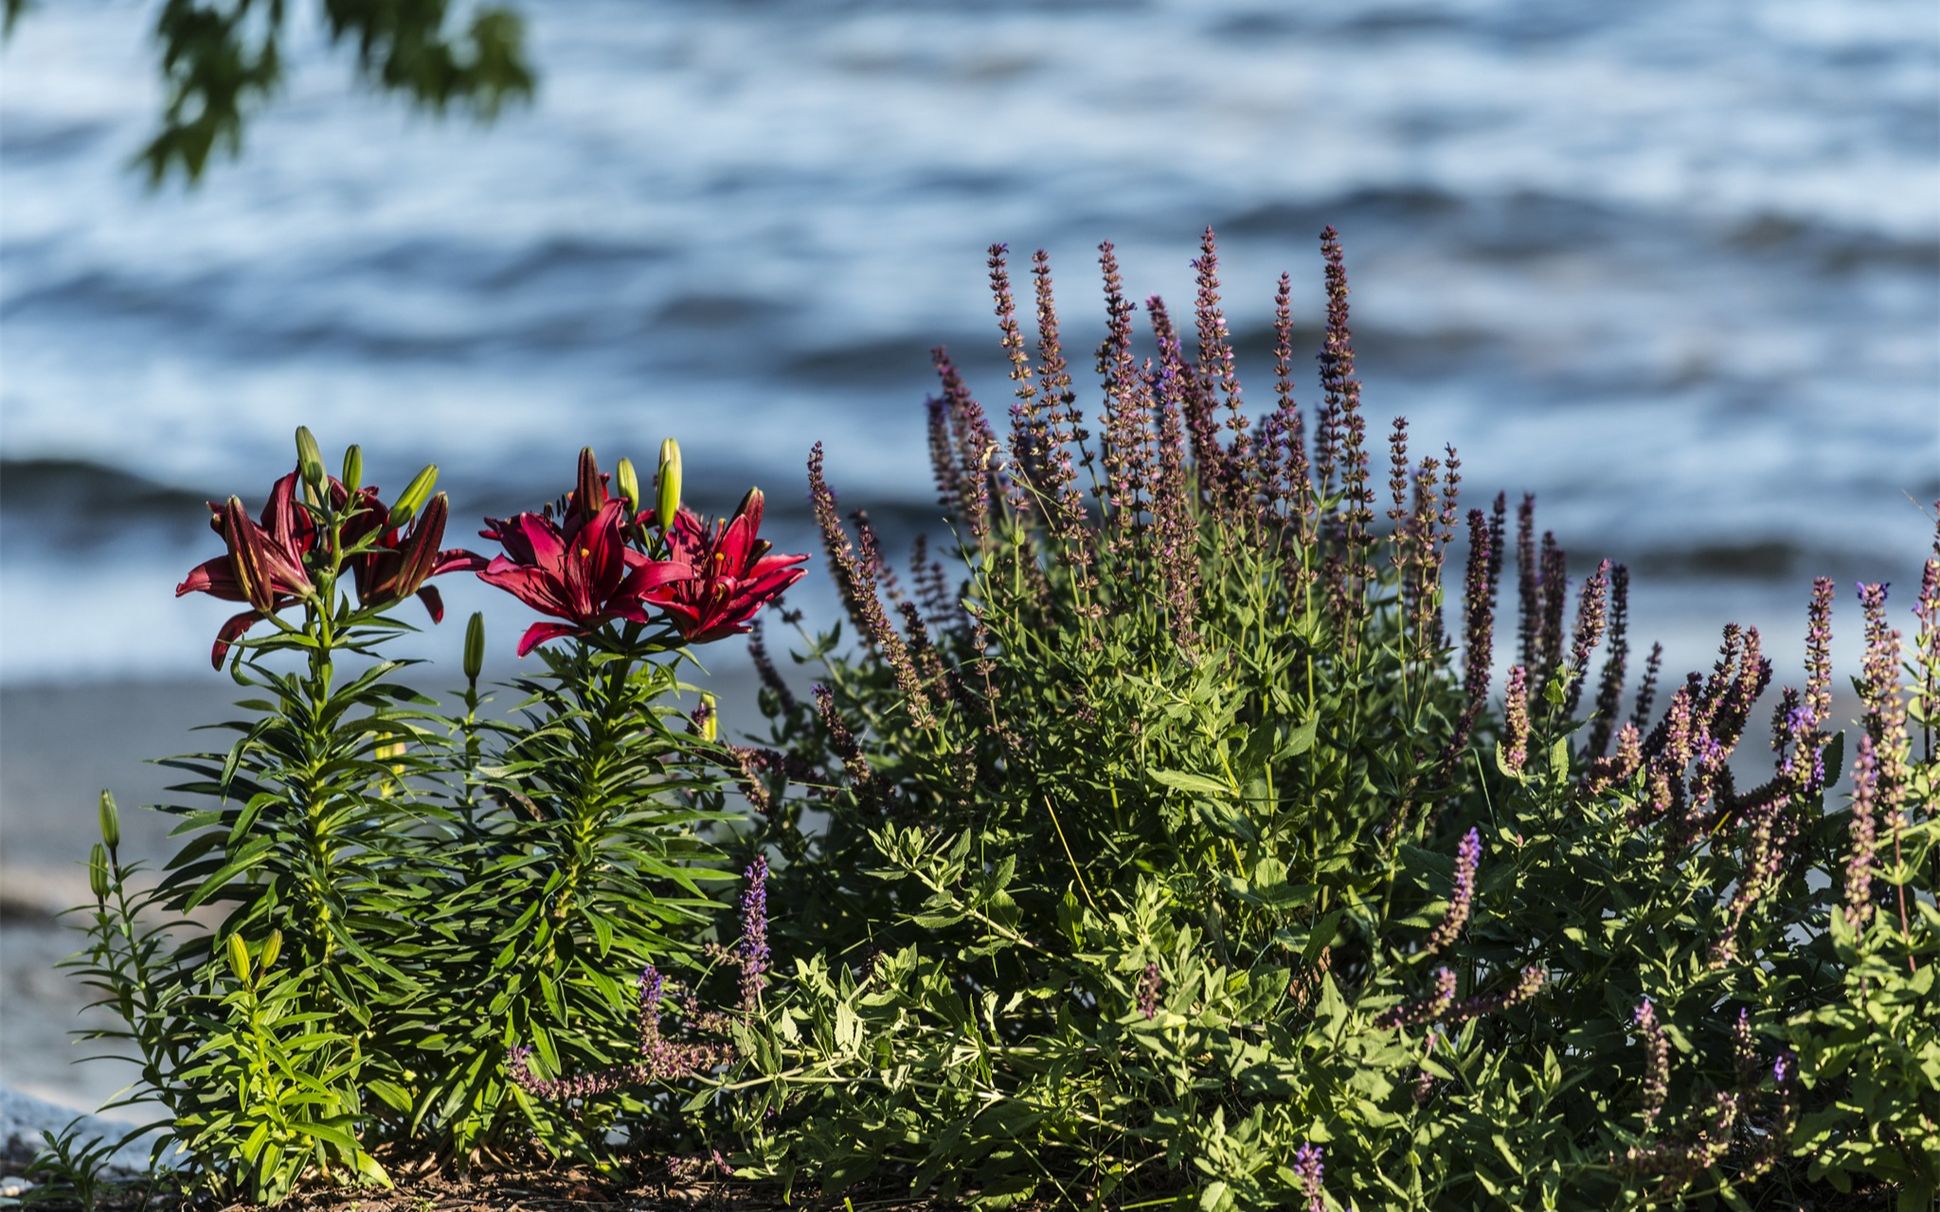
top-left (477, 497), bottom-right (690, 656)
top-left (641, 488), bottom-right (807, 643)
top-left (176, 472), bottom-right (319, 668)
top-left (178, 470), bottom-right (482, 668)
top-left (343, 491), bottom-right (487, 625)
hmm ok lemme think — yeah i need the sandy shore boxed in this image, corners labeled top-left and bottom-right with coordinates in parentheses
top-left (1, 679), bottom-right (243, 1114)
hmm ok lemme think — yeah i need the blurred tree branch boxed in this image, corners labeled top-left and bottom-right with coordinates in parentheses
top-left (3, 0), bottom-right (535, 185)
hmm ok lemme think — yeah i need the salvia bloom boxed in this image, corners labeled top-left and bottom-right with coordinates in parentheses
top-left (1137, 962), bottom-right (1162, 1021)
top-left (1844, 734), bottom-right (1879, 928)
top-left (1633, 997), bottom-right (1670, 1134)
top-left (1378, 965), bottom-right (1457, 1030)
top-left (508, 962), bottom-right (742, 1103)
top-left (1426, 827), bottom-right (1481, 953)
top-left (1293, 1142), bottom-right (1325, 1212)
top-left (1501, 665), bottom-right (1531, 775)
top-left (1446, 965), bottom-right (1545, 1025)
top-left (1857, 582), bottom-right (1910, 818)
top-left (737, 855), bottom-right (771, 1010)
top-left (1585, 564), bottom-right (1631, 757)
top-left (1563, 558), bottom-right (1612, 716)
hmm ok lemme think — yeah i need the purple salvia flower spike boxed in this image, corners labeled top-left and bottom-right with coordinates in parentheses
top-left (1502, 665), bottom-right (1531, 775)
top-left (1293, 1142), bottom-right (1325, 1212)
top-left (1633, 997), bottom-right (1669, 1134)
top-left (1845, 733), bottom-right (1879, 929)
top-left (1426, 827), bottom-right (1481, 953)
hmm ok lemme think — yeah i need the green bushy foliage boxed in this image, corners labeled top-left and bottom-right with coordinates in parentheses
top-left (713, 231), bottom-right (1940, 1209)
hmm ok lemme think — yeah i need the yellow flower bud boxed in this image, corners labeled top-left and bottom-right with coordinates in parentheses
top-left (464, 612), bottom-right (486, 682)
top-left (616, 457), bottom-right (642, 516)
top-left (387, 464), bottom-right (439, 529)
top-left (98, 790), bottom-right (120, 854)
top-left (88, 844), bottom-right (110, 901)
top-left (226, 933), bottom-right (252, 984)
top-left (295, 426), bottom-right (326, 501)
top-left (656, 438), bottom-right (682, 527)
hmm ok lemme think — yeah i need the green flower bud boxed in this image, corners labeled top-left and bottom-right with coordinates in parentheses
top-left (341, 444), bottom-right (364, 493)
top-left (616, 457), bottom-right (642, 516)
top-left (98, 790), bottom-right (120, 854)
top-left (464, 612), bottom-right (486, 682)
top-left (656, 438), bottom-right (682, 527)
top-left (387, 464), bottom-right (439, 529)
top-left (295, 426), bottom-right (326, 498)
top-left (700, 692), bottom-right (718, 742)
top-left (259, 929), bottom-right (282, 974)
top-left (226, 933), bottom-right (252, 985)
top-left (88, 844), bottom-right (110, 901)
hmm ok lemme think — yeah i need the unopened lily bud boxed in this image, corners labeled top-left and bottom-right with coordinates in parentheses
top-left (576, 447), bottom-right (608, 512)
top-left (340, 444), bottom-right (364, 493)
top-left (222, 497), bottom-right (272, 612)
top-left (98, 790), bottom-right (120, 854)
top-left (295, 426), bottom-right (326, 499)
top-left (700, 693), bottom-right (718, 742)
top-left (464, 612), bottom-right (486, 682)
top-left (735, 486), bottom-right (765, 528)
top-left (391, 493), bottom-right (448, 599)
top-left (226, 933), bottom-right (252, 984)
top-left (259, 929), bottom-right (282, 973)
top-left (616, 457), bottom-right (642, 516)
top-left (388, 464), bottom-right (438, 529)
top-left (88, 844), bottom-right (110, 901)
top-left (656, 438), bottom-right (682, 526)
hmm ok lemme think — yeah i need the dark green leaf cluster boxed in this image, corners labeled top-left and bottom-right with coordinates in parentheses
top-left (4, 0), bottom-right (535, 184)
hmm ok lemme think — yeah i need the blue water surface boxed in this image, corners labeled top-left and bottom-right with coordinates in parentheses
top-left (2, 0), bottom-right (1936, 684)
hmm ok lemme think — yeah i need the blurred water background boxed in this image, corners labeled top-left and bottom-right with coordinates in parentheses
top-left (1, 0), bottom-right (1937, 1112)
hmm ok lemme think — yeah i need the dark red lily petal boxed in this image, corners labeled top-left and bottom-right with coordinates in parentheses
top-left (210, 610), bottom-right (262, 669)
top-left (516, 513), bottom-right (568, 576)
top-left (177, 555), bottom-right (246, 601)
top-left (480, 555), bottom-right (575, 618)
top-left (415, 585), bottom-right (445, 624)
top-left (516, 620), bottom-right (584, 657)
top-left (433, 548), bottom-right (489, 575)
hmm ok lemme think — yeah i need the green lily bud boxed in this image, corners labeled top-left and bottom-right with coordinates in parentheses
top-left (341, 444), bottom-right (364, 493)
top-left (615, 457), bottom-right (642, 516)
top-left (259, 929), bottom-right (282, 974)
top-left (464, 612), bottom-right (486, 682)
top-left (88, 844), bottom-right (110, 901)
top-left (656, 438), bottom-right (682, 527)
top-left (226, 933), bottom-right (252, 985)
top-left (387, 464), bottom-right (439, 529)
top-left (98, 790), bottom-right (120, 854)
top-left (699, 693), bottom-right (718, 742)
top-left (295, 426), bottom-right (326, 500)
